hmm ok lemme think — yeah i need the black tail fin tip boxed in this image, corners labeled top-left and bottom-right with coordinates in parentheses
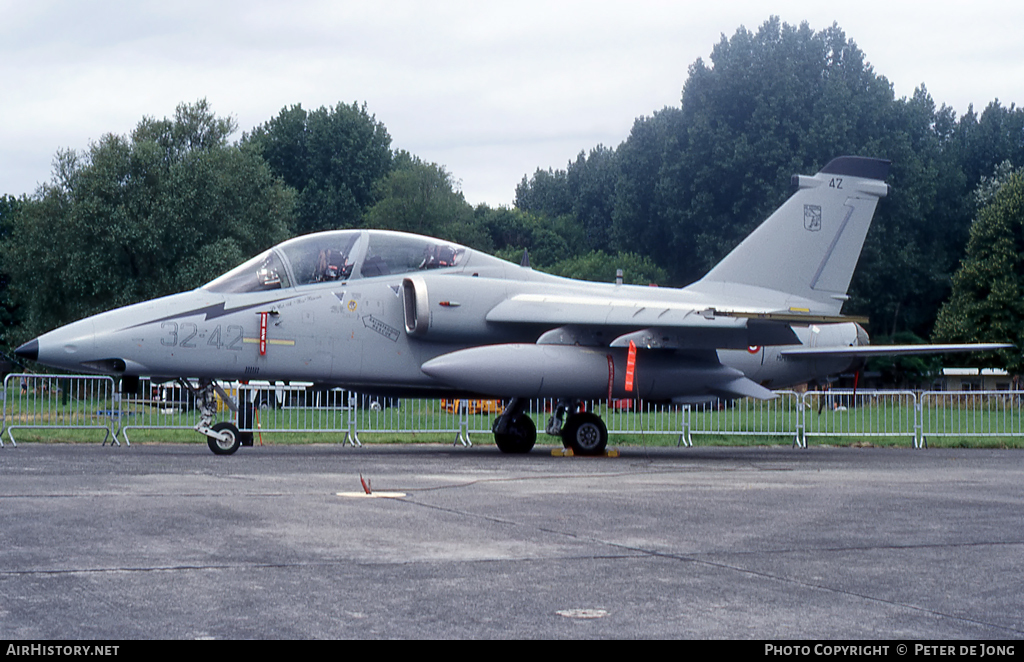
top-left (819, 156), bottom-right (891, 181)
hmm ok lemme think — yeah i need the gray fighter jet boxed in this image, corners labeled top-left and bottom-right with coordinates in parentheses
top-left (15, 157), bottom-right (1010, 455)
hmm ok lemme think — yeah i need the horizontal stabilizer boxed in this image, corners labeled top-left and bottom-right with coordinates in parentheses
top-left (780, 343), bottom-right (1014, 359)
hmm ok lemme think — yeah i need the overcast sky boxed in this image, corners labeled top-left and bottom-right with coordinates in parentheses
top-left (3, 0), bottom-right (1023, 207)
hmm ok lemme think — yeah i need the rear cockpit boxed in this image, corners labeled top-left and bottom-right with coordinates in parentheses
top-left (203, 230), bottom-right (469, 293)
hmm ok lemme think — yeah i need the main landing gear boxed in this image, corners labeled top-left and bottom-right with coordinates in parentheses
top-left (492, 398), bottom-right (537, 454)
top-left (493, 398), bottom-right (609, 456)
top-left (561, 410), bottom-right (608, 456)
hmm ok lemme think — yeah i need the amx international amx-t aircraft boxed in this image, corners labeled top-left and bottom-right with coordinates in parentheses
top-left (16, 157), bottom-right (1010, 455)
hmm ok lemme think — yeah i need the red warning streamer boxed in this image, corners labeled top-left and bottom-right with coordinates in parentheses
top-left (624, 340), bottom-right (637, 392)
top-left (259, 312), bottom-right (268, 356)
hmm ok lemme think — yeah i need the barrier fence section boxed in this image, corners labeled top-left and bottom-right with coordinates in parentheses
top-left (343, 396), bottom-right (470, 445)
top-left (683, 391), bottom-right (803, 447)
top-left (4, 373), bottom-right (1024, 448)
top-left (918, 391), bottom-right (1024, 446)
top-left (235, 384), bottom-right (353, 443)
top-left (234, 388), bottom-right (470, 446)
top-left (2, 373), bottom-right (120, 447)
top-left (801, 389), bottom-right (921, 448)
top-left (118, 378), bottom-right (233, 445)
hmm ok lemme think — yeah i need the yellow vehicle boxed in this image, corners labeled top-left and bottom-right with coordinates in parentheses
top-left (440, 398), bottom-right (504, 414)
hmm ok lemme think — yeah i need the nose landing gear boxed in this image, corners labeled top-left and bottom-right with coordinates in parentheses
top-left (183, 378), bottom-right (248, 455)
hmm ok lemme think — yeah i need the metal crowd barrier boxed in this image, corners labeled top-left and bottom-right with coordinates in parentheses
top-left (681, 391), bottom-right (803, 447)
top-left (117, 378), bottom-right (228, 445)
top-left (801, 389), bottom-right (921, 447)
top-left (235, 384), bottom-right (361, 446)
top-left (4, 373), bottom-right (1024, 449)
top-left (2, 373), bottom-right (120, 447)
top-left (918, 391), bottom-right (1024, 446)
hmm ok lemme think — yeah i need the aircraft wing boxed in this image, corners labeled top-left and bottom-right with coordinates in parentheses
top-left (485, 293), bottom-right (702, 327)
top-left (780, 343), bottom-right (1014, 358)
top-left (485, 294), bottom-right (865, 349)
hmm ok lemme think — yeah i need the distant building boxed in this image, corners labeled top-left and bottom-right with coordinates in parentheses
top-left (935, 368), bottom-right (1013, 392)
top-left (812, 367), bottom-right (1016, 392)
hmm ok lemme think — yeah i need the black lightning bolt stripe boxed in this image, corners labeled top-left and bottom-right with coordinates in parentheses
top-left (121, 296), bottom-right (298, 331)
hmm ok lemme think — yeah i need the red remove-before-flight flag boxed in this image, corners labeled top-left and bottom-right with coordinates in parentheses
top-left (625, 340), bottom-right (636, 392)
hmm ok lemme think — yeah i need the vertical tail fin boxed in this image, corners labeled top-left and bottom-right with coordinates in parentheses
top-left (689, 157), bottom-right (890, 314)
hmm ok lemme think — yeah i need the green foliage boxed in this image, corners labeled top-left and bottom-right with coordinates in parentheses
top-left (514, 168), bottom-right (571, 219)
top-left (542, 250), bottom-right (669, 286)
top-left (974, 160), bottom-right (1021, 209)
top-left (474, 205), bottom-right (581, 267)
top-left (245, 102), bottom-right (393, 234)
top-left (0, 194), bottom-right (23, 348)
top-left (933, 171), bottom-right (1024, 371)
top-left (1, 101), bottom-right (295, 343)
top-left (513, 17), bottom-right (1024, 341)
top-left (362, 152), bottom-right (490, 251)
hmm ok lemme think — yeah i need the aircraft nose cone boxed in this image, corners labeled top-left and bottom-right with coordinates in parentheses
top-left (14, 339), bottom-right (38, 362)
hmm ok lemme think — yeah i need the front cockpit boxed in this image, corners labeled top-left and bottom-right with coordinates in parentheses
top-left (203, 230), bottom-right (469, 294)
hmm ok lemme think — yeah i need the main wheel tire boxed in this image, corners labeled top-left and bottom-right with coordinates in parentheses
top-left (562, 412), bottom-right (608, 456)
top-left (494, 414), bottom-right (536, 454)
top-left (207, 421), bottom-right (241, 455)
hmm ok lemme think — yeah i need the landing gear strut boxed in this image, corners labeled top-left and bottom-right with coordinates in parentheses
top-left (492, 398), bottom-right (536, 454)
top-left (185, 378), bottom-right (247, 455)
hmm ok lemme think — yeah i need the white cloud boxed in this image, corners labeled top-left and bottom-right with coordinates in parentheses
top-left (2, 0), bottom-right (1022, 205)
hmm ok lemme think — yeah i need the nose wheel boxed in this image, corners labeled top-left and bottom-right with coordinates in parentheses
top-left (207, 421), bottom-right (241, 455)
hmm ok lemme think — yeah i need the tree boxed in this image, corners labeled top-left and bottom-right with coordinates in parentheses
top-left (0, 194), bottom-right (22, 350)
top-left (245, 102), bottom-right (393, 234)
top-left (932, 170), bottom-right (1024, 371)
top-left (543, 250), bottom-right (668, 286)
top-left (655, 19), bottom-right (899, 286)
top-left (362, 152), bottom-right (489, 250)
top-left (475, 205), bottom-right (583, 267)
top-left (608, 107), bottom-right (682, 270)
top-left (511, 17), bottom-right (1023, 341)
top-left (514, 168), bottom-right (572, 219)
top-left (1, 101), bottom-right (295, 343)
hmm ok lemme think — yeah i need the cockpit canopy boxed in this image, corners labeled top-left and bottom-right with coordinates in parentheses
top-left (204, 230), bottom-right (468, 293)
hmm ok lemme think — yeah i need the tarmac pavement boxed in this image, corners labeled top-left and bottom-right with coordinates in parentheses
top-left (1, 441), bottom-right (1022, 639)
